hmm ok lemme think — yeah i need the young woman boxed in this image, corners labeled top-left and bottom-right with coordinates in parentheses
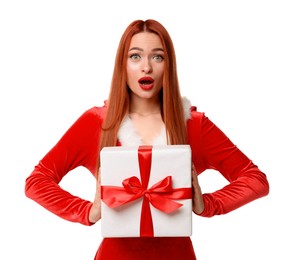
top-left (25, 19), bottom-right (269, 259)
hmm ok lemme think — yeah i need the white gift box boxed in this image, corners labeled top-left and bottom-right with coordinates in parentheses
top-left (100, 145), bottom-right (192, 238)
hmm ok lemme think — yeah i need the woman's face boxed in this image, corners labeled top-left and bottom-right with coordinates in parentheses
top-left (126, 32), bottom-right (165, 101)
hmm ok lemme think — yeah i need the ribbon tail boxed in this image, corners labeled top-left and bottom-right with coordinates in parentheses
top-left (149, 194), bottom-right (183, 214)
top-left (140, 196), bottom-right (154, 237)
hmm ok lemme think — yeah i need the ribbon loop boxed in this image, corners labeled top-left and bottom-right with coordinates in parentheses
top-left (123, 176), bottom-right (143, 194)
top-left (147, 176), bottom-right (173, 193)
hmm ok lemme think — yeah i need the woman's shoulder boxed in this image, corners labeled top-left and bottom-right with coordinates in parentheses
top-left (189, 107), bottom-right (205, 121)
top-left (80, 101), bottom-right (107, 121)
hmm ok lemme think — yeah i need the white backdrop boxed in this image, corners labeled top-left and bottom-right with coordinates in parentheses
top-left (1, 1), bottom-right (294, 259)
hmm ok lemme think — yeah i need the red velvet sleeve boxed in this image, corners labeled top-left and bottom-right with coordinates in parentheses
top-left (188, 110), bottom-right (269, 217)
top-left (25, 107), bottom-right (104, 225)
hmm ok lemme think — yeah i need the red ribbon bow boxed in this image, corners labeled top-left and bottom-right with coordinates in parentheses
top-left (101, 145), bottom-right (192, 237)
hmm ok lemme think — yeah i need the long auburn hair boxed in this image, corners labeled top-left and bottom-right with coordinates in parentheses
top-left (97, 19), bottom-right (187, 172)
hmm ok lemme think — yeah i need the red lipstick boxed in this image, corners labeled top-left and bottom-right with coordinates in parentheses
top-left (138, 76), bottom-right (154, 90)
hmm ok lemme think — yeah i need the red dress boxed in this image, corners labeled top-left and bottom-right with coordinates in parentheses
top-left (25, 104), bottom-right (269, 259)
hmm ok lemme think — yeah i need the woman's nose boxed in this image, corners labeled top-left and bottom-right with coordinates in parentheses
top-left (142, 59), bottom-right (152, 73)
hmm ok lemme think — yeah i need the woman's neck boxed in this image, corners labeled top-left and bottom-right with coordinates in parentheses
top-left (129, 96), bottom-right (161, 116)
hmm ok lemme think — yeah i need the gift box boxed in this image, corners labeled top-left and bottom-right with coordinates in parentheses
top-left (100, 145), bottom-right (192, 238)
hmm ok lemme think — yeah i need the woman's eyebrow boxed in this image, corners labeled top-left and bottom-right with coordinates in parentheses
top-left (128, 47), bottom-right (164, 52)
top-left (129, 47), bottom-right (143, 52)
top-left (152, 48), bottom-right (164, 52)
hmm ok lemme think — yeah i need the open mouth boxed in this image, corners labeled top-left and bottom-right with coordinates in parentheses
top-left (138, 77), bottom-right (154, 90)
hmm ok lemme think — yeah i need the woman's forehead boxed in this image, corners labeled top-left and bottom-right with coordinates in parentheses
top-left (129, 32), bottom-right (163, 51)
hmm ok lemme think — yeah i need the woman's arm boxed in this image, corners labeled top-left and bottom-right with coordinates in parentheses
top-left (25, 107), bottom-right (103, 225)
top-left (188, 111), bottom-right (269, 217)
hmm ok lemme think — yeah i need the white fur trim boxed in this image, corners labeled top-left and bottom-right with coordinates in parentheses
top-left (117, 116), bottom-right (168, 146)
top-left (182, 96), bottom-right (192, 120)
top-left (118, 97), bottom-right (192, 146)
top-left (117, 115), bottom-right (142, 146)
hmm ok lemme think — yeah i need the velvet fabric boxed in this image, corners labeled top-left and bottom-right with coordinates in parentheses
top-left (95, 237), bottom-right (196, 260)
top-left (25, 103), bottom-right (269, 259)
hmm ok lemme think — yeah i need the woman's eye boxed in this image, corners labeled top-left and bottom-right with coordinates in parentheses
top-left (129, 54), bottom-right (140, 60)
top-left (153, 55), bottom-right (164, 62)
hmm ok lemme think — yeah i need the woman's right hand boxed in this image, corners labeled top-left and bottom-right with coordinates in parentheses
top-left (192, 164), bottom-right (204, 215)
top-left (89, 169), bottom-right (102, 223)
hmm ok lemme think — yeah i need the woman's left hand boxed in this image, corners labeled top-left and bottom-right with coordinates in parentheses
top-left (192, 164), bottom-right (204, 214)
top-left (89, 168), bottom-right (102, 223)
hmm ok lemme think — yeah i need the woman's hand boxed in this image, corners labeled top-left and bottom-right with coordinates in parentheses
top-left (89, 169), bottom-right (102, 223)
top-left (192, 164), bottom-right (204, 214)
